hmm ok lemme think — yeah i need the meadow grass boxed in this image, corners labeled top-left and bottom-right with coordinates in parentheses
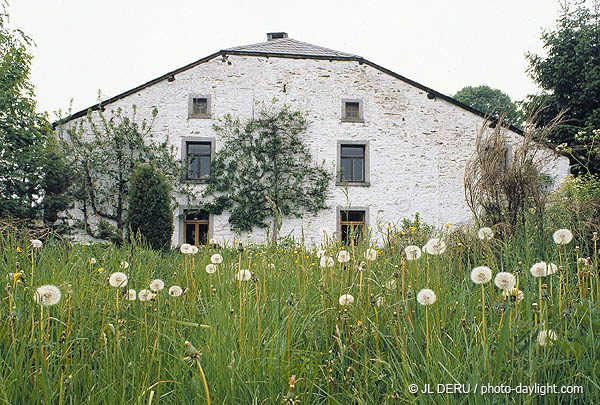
top-left (0, 226), bottom-right (599, 404)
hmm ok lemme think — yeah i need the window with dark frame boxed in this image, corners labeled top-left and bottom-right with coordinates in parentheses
top-left (184, 210), bottom-right (209, 246)
top-left (340, 145), bottom-right (365, 182)
top-left (344, 102), bottom-right (359, 120)
top-left (340, 210), bottom-right (365, 244)
top-left (186, 142), bottom-right (211, 180)
top-left (192, 98), bottom-right (208, 116)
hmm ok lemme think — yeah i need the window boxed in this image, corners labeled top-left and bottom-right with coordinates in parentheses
top-left (345, 102), bottom-right (359, 120)
top-left (184, 210), bottom-right (209, 246)
top-left (188, 94), bottom-right (211, 119)
top-left (187, 142), bottom-right (211, 179)
top-left (192, 98), bottom-right (208, 116)
top-left (181, 137), bottom-right (215, 182)
top-left (336, 140), bottom-right (370, 186)
top-left (339, 210), bottom-right (365, 244)
top-left (341, 98), bottom-right (364, 122)
top-left (340, 145), bottom-right (365, 182)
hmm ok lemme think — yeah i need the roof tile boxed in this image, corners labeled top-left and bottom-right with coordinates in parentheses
top-left (223, 37), bottom-right (360, 58)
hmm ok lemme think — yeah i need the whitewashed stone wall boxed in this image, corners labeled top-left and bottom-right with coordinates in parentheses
top-left (64, 54), bottom-right (570, 246)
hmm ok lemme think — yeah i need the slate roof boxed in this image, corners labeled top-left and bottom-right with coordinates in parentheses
top-left (223, 38), bottom-right (361, 59)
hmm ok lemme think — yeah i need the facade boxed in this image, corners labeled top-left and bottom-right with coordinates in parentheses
top-left (62, 33), bottom-right (570, 247)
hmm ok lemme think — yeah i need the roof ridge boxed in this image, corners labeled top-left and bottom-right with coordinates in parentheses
top-left (223, 37), bottom-right (360, 58)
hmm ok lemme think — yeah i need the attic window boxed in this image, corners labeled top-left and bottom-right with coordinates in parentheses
top-left (188, 94), bottom-right (211, 119)
top-left (341, 99), bottom-right (364, 123)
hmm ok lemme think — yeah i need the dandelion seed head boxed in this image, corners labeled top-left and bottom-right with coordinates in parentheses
top-left (337, 250), bottom-right (351, 263)
top-left (205, 264), bottom-right (217, 274)
top-left (138, 289), bottom-right (152, 302)
top-left (530, 261), bottom-right (556, 277)
top-left (553, 229), bottom-right (573, 245)
top-left (320, 256), bottom-right (334, 268)
top-left (236, 269), bottom-right (251, 281)
top-left (89, 257), bottom-right (97, 264)
top-left (503, 288), bottom-right (524, 303)
top-left (30, 239), bottom-right (43, 249)
top-left (126, 289), bottom-right (137, 301)
top-left (120, 261), bottom-right (129, 269)
top-left (338, 294), bottom-right (354, 306)
top-left (537, 329), bottom-right (557, 346)
top-left (180, 243), bottom-right (192, 254)
top-left (209, 238), bottom-right (217, 245)
top-left (364, 248), bottom-right (377, 261)
top-left (169, 285), bottom-right (183, 297)
top-left (149, 279), bottom-right (165, 292)
top-left (33, 285), bottom-right (61, 306)
top-left (404, 245), bottom-right (422, 260)
top-left (416, 288), bottom-right (436, 306)
top-left (494, 272), bottom-right (516, 290)
top-left (477, 227), bottom-right (494, 241)
top-left (424, 238), bottom-right (446, 255)
top-left (471, 266), bottom-right (492, 284)
top-left (210, 254), bottom-right (223, 264)
top-left (109, 272), bottom-right (128, 287)
top-left (190, 245), bottom-right (199, 254)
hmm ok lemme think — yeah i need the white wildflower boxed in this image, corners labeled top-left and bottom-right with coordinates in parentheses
top-left (180, 243), bottom-right (192, 254)
top-left (530, 261), bottom-right (557, 277)
top-left (210, 254), bottom-right (223, 264)
top-left (470, 266), bottom-right (492, 284)
top-left (553, 229), bottom-right (573, 245)
top-left (126, 289), bottom-right (136, 301)
top-left (404, 245), bottom-right (422, 260)
top-left (138, 289), bottom-right (152, 302)
top-left (338, 294), bottom-right (354, 306)
top-left (120, 261), bottom-right (129, 269)
top-left (494, 272), bottom-right (516, 290)
top-left (109, 272), bottom-right (128, 287)
top-left (364, 248), bottom-right (377, 261)
top-left (30, 239), bottom-right (43, 248)
top-left (537, 329), bottom-right (557, 346)
top-left (169, 285), bottom-right (183, 297)
top-left (423, 238), bottom-right (446, 255)
top-left (477, 227), bottom-right (494, 241)
top-left (205, 264), bottom-right (217, 274)
top-left (337, 250), bottom-right (351, 263)
top-left (236, 269), bottom-right (251, 281)
top-left (149, 279), bottom-right (165, 292)
top-left (320, 256), bottom-right (334, 268)
top-left (89, 257), bottom-right (97, 264)
top-left (190, 245), bottom-right (199, 254)
top-left (503, 288), bottom-right (524, 303)
top-left (416, 288), bottom-right (437, 306)
top-left (33, 285), bottom-right (61, 306)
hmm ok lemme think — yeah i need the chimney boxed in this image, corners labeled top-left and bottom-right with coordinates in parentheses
top-left (267, 32), bottom-right (288, 41)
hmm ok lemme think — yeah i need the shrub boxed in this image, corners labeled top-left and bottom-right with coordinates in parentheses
top-left (127, 164), bottom-right (173, 250)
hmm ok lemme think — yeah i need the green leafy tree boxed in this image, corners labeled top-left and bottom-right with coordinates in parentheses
top-left (0, 6), bottom-right (49, 219)
top-left (57, 105), bottom-right (190, 241)
top-left (454, 85), bottom-right (522, 126)
top-left (127, 164), bottom-right (173, 250)
top-left (203, 104), bottom-right (332, 243)
top-left (526, 0), bottom-right (600, 172)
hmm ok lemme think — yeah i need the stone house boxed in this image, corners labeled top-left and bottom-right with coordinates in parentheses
top-left (62, 32), bottom-right (570, 247)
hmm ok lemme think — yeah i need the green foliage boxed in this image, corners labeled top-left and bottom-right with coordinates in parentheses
top-left (454, 84), bottom-right (522, 126)
top-left (204, 104), bottom-right (332, 240)
top-left (40, 137), bottom-right (75, 225)
top-left (548, 173), bottom-right (600, 239)
top-left (0, 7), bottom-right (50, 219)
top-left (526, 0), bottom-right (600, 172)
top-left (57, 105), bottom-right (190, 240)
top-left (127, 164), bottom-right (174, 250)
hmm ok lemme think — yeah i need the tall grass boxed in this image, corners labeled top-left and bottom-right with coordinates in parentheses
top-left (0, 225), bottom-right (598, 404)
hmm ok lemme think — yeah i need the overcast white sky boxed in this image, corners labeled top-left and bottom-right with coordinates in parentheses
top-left (9, 0), bottom-right (571, 117)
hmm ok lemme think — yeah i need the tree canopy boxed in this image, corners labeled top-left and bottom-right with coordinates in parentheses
top-left (203, 104), bottom-right (332, 242)
top-left (454, 85), bottom-right (521, 126)
top-left (0, 8), bottom-right (49, 219)
top-left (526, 0), bottom-right (600, 172)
